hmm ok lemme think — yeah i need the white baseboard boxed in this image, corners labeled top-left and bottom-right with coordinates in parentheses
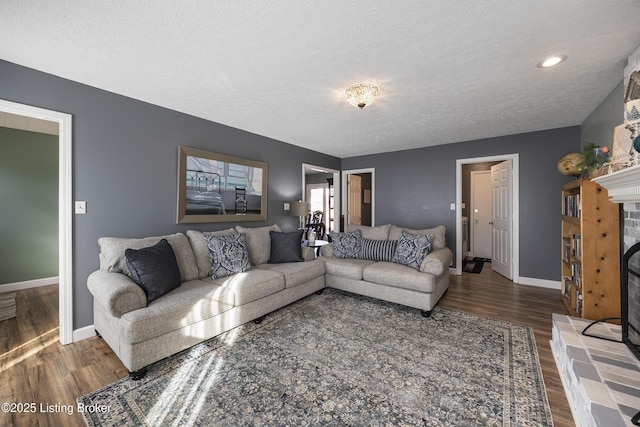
top-left (517, 276), bottom-right (561, 290)
top-left (73, 324), bottom-right (96, 342)
top-left (0, 277), bottom-right (59, 292)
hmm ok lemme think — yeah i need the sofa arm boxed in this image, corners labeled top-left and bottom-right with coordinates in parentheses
top-left (301, 246), bottom-right (315, 261)
top-left (319, 244), bottom-right (334, 258)
top-left (420, 248), bottom-right (453, 276)
top-left (87, 270), bottom-right (147, 318)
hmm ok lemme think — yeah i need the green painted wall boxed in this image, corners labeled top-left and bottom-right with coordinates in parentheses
top-left (0, 127), bottom-right (58, 285)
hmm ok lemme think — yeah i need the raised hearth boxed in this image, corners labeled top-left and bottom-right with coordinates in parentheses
top-left (552, 314), bottom-right (640, 426)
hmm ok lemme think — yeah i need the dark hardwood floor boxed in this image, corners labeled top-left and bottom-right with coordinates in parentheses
top-left (1, 270), bottom-right (575, 426)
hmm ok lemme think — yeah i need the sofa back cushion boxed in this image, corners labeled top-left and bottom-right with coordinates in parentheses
top-left (389, 225), bottom-right (446, 250)
top-left (235, 224), bottom-right (281, 266)
top-left (186, 228), bottom-right (237, 278)
top-left (346, 224), bottom-right (391, 240)
top-left (99, 233), bottom-right (199, 282)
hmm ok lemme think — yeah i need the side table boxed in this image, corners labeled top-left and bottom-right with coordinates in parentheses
top-left (304, 240), bottom-right (329, 257)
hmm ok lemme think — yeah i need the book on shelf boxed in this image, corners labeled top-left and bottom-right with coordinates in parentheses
top-left (571, 262), bottom-right (582, 288)
top-left (563, 240), bottom-right (571, 262)
top-left (572, 234), bottom-right (581, 260)
top-left (576, 291), bottom-right (583, 316)
top-left (562, 276), bottom-right (572, 299)
top-left (562, 193), bottom-right (581, 217)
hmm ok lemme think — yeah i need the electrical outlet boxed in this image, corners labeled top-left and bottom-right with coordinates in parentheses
top-left (75, 201), bottom-right (86, 214)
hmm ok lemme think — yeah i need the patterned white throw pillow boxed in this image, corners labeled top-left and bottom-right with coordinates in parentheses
top-left (392, 230), bottom-right (433, 270)
top-left (329, 229), bottom-right (362, 259)
top-left (204, 233), bottom-right (252, 279)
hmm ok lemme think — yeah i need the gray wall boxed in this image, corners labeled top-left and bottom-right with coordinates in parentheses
top-left (0, 127), bottom-right (58, 285)
top-left (341, 126), bottom-right (581, 281)
top-left (0, 59), bottom-right (340, 329)
top-left (581, 80), bottom-right (624, 148)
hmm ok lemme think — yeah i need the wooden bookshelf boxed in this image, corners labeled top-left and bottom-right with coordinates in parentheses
top-left (561, 179), bottom-right (621, 321)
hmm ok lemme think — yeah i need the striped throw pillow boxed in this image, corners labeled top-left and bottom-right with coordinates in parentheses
top-left (359, 238), bottom-right (398, 262)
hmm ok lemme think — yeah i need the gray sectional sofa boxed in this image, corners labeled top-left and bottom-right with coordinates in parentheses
top-left (88, 223), bottom-right (451, 379)
top-left (321, 224), bottom-right (452, 317)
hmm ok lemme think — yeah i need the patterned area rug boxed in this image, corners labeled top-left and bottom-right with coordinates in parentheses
top-left (78, 289), bottom-right (553, 426)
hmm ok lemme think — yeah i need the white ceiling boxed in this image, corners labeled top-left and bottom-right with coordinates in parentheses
top-left (2, 1), bottom-right (640, 158)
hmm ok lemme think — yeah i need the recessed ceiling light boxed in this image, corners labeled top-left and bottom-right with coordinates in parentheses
top-left (537, 55), bottom-right (568, 68)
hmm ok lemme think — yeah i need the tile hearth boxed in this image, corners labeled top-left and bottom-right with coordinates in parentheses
top-left (551, 314), bottom-right (640, 427)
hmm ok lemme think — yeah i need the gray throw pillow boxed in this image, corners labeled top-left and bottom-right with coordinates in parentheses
top-left (392, 231), bottom-right (433, 270)
top-left (268, 230), bottom-right (304, 263)
top-left (125, 239), bottom-right (181, 304)
top-left (329, 229), bottom-right (362, 259)
top-left (205, 233), bottom-right (252, 279)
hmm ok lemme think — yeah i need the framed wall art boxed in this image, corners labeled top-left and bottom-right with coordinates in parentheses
top-left (176, 146), bottom-right (268, 223)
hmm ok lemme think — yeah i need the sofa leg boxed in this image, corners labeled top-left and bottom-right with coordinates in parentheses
top-left (315, 288), bottom-right (325, 295)
top-left (253, 315), bottom-right (266, 324)
top-left (129, 367), bottom-right (147, 381)
top-left (421, 310), bottom-right (432, 318)
top-left (94, 329), bottom-right (102, 338)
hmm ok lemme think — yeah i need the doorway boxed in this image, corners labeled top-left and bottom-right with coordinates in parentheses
top-left (302, 164), bottom-right (340, 238)
top-left (342, 168), bottom-right (375, 228)
top-left (0, 99), bottom-right (73, 345)
top-left (455, 154), bottom-right (519, 282)
top-left (470, 170), bottom-right (492, 259)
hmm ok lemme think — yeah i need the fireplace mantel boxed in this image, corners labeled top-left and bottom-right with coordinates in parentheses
top-left (592, 165), bottom-right (640, 203)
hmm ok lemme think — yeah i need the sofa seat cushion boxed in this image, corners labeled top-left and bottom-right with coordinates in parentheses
top-left (212, 269), bottom-right (285, 305)
top-left (121, 279), bottom-right (234, 344)
top-left (323, 258), bottom-right (376, 281)
top-left (362, 262), bottom-right (436, 293)
top-left (256, 259), bottom-right (325, 288)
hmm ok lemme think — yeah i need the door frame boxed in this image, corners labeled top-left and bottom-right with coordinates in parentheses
top-left (455, 154), bottom-right (519, 281)
top-left (0, 99), bottom-right (73, 345)
top-left (342, 168), bottom-right (375, 227)
top-left (302, 164), bottom-right (340, 234)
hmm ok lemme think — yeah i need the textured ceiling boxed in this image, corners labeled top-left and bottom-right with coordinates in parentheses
top-left (2, 1), bottom-right (640, 158)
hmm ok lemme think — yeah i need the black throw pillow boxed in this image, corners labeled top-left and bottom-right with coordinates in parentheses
top-left (125, 238), bottom-right (181, 304)
top-left (268, 230), bottom-right (304, 263)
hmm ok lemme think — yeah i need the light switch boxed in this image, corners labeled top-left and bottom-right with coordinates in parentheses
top-left (450, 203), bottom-right (456, 210)
top-left (284, 203), bottom-right (290, 211)
top-left (75, 201), bottom-right (86, 214)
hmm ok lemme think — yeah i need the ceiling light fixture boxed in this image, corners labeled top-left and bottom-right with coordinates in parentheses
top-left (345, 83), bottom-right (380, 109)
top-left (537, 55), bottom-right (568, 68)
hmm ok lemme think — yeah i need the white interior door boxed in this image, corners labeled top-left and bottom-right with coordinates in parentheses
top-left (491, 160), bottom-right (512, 279)
top-left (348, 175), bottom-right (362, 225)
top-left (471, 171), bottom-right (492, 259)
